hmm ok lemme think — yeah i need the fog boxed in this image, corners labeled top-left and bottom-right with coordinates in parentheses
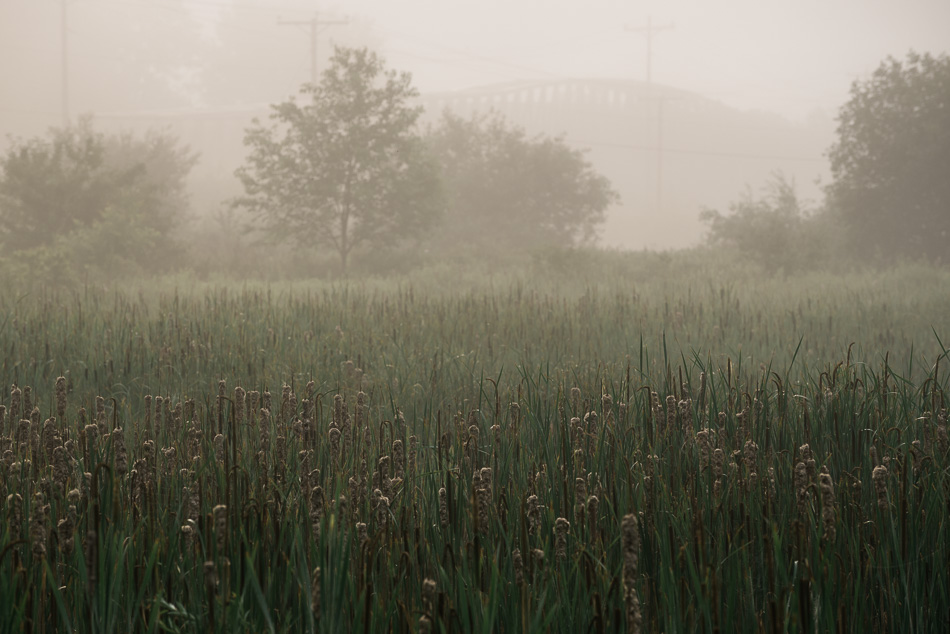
top-left (1, 0), bottom-right (947, 251)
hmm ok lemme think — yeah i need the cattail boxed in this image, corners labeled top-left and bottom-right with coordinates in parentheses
top-left (204, 560), bottom-right (218, 595)
top-left (794, 461), bottom-right (809, 515)
top-left (23, 387), bottom-right (33, 425)
top-left (57, 492), bottom-right (78, 556)
top-left (799, 444), bottom-right (816, 482)
top-left (665, 395), bottom-right (676, 435)
top-left (532, 548), bottom-right (545, 574)
top-left (819, 467), bottom-right (836, 543)
top-left (248, 391), bottom-right (259, 429)
top-left (476, 476), bottom-right (490, 534)
top-left (7, 493), bottom-right (23, 543)
top-left (584, 409), bottom-right (598, 439)
top-left (84, 424), bottom-right (99, 462)
top-left (30, 491), bottom-right (49, 559)
top-left (526, 494), bottom-right (541, 536)
top-left (392, 439), bottom-right (405, 480)
top-left (407, 435), bottom-right (418, 481)
top-left (570, 387), bottom-right (581, 414)
top-left (112, 427), bottom-right (128, 477)
top-left (280, 384), bottom-right (293, 427)
top-left (310, 486), bottom-right (324, 542)
top-left (712, 448), bottom-right (725, 496)
top-left (621, 513), bottom-right (642, 634)
top-left (553, 517), bottom-right (569, 561)
top-left (743, 439), bottom-right (758, 473)
top-left (213, 504), bottom-right (227, 553)
top-left (422, 577), bottom-right (437, 614)
top-left (574, 477), bottom-right (587, 525)
top-left (55, 377), bottom-right (67, 420)
top-left (587, 495), bottom-right (599, 539)
top-left (10, 386), bottom-right (21, 424)
top-left (374, 488), bottom-right (390, 531)
top-left (329, 427), bottom-right (341, 470)
top-left (679, 398), bottom-right (693, 440)
top-left (512, 548), bottom-right (524, 586)
top-left (214, 434), bottom-right (226, 467)
top-left (418, 616), bottom-right (432, 634)
top-left (696, 428), bottom-right (713, 470)
top-left (52, 445), bottom-right (71, 494)
top-left (234, 387), bottom-right (246, 428)
top-left (872, 464), bottom-right (888, 511)
top-left (356, 522), bottom-right (368, 546)
top-left (438, 487), bottom-right (448, 529)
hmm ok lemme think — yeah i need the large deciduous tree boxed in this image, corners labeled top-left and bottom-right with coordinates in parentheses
top-left (233, 47), bottom-right (443, 274)
top-left (426, 110), bottom-right (618, 255)
top-left (827, 51), bottom-right (950, 262)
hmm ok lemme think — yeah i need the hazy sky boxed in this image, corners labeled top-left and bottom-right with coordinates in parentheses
top-left (297, 0), bottom-right (950, 121)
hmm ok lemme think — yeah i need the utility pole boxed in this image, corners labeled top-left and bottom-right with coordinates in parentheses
top-left (624, 15), bottom-right (674, 84)
top-left (61, 0), bottom-right (69, 124)
top-left (626, 16), bottom-right (673, 214)
top-left (278, 12), bottom-right (349, 85)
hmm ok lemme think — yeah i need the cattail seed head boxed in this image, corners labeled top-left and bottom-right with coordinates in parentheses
top-left (553, 517), bottom-right (569, 561)
top-left (872, 464), bottom-right (888, 511)
top-left (438, 487), bottom-right (448, 529)
top-left (512, 548), bottom-right (524, 586)
top-left (819, 467), bottom-right (836, 542)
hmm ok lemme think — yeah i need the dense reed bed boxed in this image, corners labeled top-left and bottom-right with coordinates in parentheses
top-left (1, 272), bottom-right (948, 632)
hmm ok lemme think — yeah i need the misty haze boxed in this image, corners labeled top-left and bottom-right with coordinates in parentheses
top-left (0, 1), bottom-right (948, 632)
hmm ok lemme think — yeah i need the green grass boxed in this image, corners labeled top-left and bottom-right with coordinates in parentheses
top-left (1, 259), bottom-right (949, 632)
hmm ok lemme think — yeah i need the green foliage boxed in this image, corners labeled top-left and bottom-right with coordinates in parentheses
top-left (700, 172), bottom-right (840, 273)
top-left (0, 116), bottom-right (197, 284)
top-left (233, 47), bottom-right (444, 275)
top-left (426, 110), bottom-right (619, 256)
top-left (827, 51), bottom-right (950, 262)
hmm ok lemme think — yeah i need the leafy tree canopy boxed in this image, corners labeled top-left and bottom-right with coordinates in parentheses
top-left (0, 116), bottom-right (197, 283)
top-left (700, 173), bottom-right (839, 273)
top-left (233, 47), bottom-right (443, 275)
top-left (827, 51), bottom-right (950, 262)
top-left (426, 110), bottom-right (618, 255)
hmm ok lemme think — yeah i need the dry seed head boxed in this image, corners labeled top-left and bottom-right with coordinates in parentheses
top-left (30, 491), bottom-right (49, 559)
top-left (526, 494), bottom-right (541, 536)
top-left (213, 504), bottom-right (228, 552)
top-left (819, 467), bottom-right (836, 543)
top-left (54, 376), bottom-right (67, 420)
top-left (872, 465), bottom-right (888, 510)
top-left (204, 560), bottom-right (218, 594)
top-left (743, 439), bottom-right (758, 473)
top-left (512, 548), bottom-right (524, 585)
top-left (438, 487), bottom-right (448, 529)
top-left (112, 427), bottom-right (128, 477)
top-left (422, 577), bottom-right (437, 613)
top-left (554, 517), bottom-right (569, 560)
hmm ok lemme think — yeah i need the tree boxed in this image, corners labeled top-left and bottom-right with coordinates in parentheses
top-left (0, 116), bottom-right (197, 282)
top-left (700, 173), bottom-right (839, 273)
top-left (426, 110), bottom-right (618, 255)
top-left (233, 47), bottom-right (443, 275)
top-left (827, 51), bottom-right (950, 262)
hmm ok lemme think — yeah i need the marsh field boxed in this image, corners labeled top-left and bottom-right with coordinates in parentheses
top-left (1, 258), bottom-right (949, 633)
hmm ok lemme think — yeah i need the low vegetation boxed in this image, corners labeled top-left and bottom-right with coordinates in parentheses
top-left (1, 266), bottom-right (948, 632)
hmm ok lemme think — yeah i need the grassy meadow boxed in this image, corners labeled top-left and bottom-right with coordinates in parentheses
top-left (1, 256), bottom-right (949, 632)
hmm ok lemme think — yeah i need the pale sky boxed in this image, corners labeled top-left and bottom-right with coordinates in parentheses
top-left (319, 0), bottom-right (949, 121)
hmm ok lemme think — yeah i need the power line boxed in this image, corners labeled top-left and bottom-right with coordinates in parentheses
top-left (563, 137), bottom-right (825, 163)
